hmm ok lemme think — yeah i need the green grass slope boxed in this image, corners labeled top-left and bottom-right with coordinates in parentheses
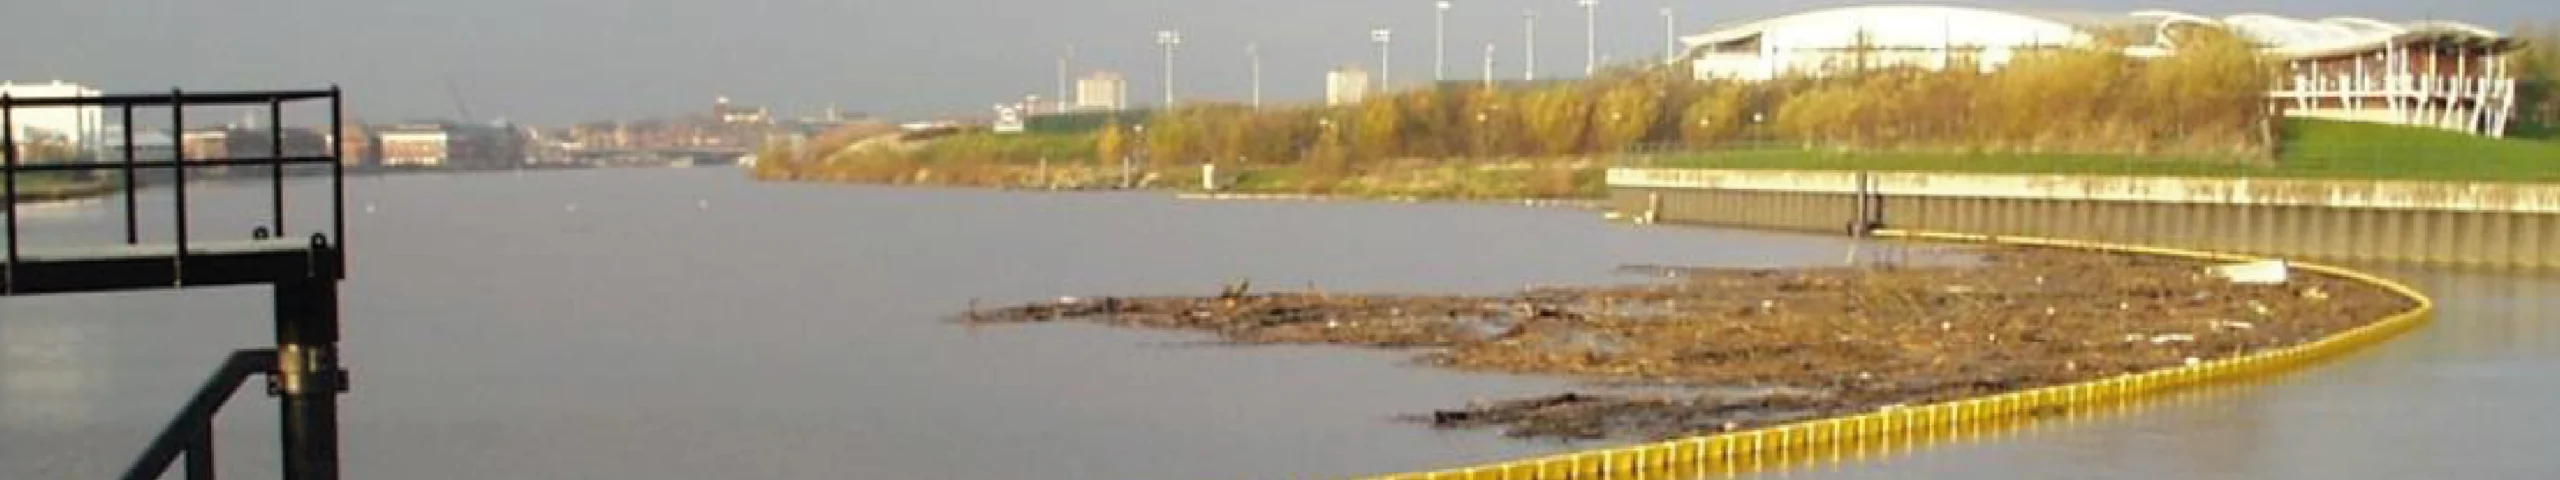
top-left (1652, 119), bottom-right (2560, 182)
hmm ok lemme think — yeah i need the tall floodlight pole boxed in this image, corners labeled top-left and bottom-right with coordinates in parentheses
top-left (1157, 30), bottom-right (1183, 107)
top-left (1056, 44), bottom-right (1075, 112)
top-left (1523, 10), bottom-right (1539, 81)
top-left (1248, 42), bottom-right (1264, 108)
top-left (1579, 0), bottom-right (1599, 76)
top-left (1372, 28), bottom-right (1396, 91)
top-left (1435, 1), bottom-right (1453, 83)
top-left (1660, 7), bottom-right (1677, 64)
top-left (1483, 43), bottom-right (1497, 88)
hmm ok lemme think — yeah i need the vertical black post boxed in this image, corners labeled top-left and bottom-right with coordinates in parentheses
top-left (172, 90), bottom-right (189, 269)
top-left (273, 238), bottom-right (343, 480)
top-left (1860, 172), bottom-right (1883, 234)
top-left (269, 97), bottom-right (285, 236)
top-left (123, 104), bottom-right (139, 245)
top-left (184, 424), bottom-right (215, 480)
top-left (328, 87), bottom-right (345, 258)
top-left (4, 93), bottom-right (19, 270)
top-left (1849, 171), bottom-right (1870, 237)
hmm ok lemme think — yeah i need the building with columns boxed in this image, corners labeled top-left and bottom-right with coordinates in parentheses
top-left (1677, 5), bottom-right (2526, 136)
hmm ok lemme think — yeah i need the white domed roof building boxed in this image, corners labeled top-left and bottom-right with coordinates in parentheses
top-left (1678, 4), bottom-right (2528, 136)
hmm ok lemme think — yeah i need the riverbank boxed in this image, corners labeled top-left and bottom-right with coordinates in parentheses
top-left (753, 158), bottom-right (1609, 202)
top-left (962, 244), bottom-right (2409, 441)
top-left (1640, 120), bottom-right (2560, 182)
top-left (8, 175), bottom-right (119, 204)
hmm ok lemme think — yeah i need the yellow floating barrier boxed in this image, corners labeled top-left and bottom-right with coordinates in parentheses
top-left (1357, 229), bottom-right (2434, 480)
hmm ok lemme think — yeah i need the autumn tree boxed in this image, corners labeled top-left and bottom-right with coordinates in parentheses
top-left (1773, 85), bottom-right (1860, 148)
top-left (2139, 25), bottom-right (2273, 151)
top-left (1462, 88), bottom-right (1525, 158)
top-left (1978, 47), bottom-right (2132, 150)
top-left (1679, 83), bottom-right (1751, 147)
top-left (1095, 117), bottom-right (1130, 167)
top-left (1142, 109), bottom-right (1207, 168)
top-left (1590, 75), bottom-right (1666, 153)
top-left (2512, 23), bottom-right (2560, 133)
top-left (1520, 86), bottom-right (1593, 155)
top-left (1352, 99), bottom-right (1404, 159)
top-left (1302, 120), bottom-right (1354, 191)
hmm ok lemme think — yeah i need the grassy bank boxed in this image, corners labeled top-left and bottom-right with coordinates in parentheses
top-left (1225, 160), bottom-right (1605, 200)
top-left (1645, 119), bottom-right (2560, 182)
top-left (760, 118), bottom-right (2559, 202)
top-left (757, 130), bottom-right (1610, 199)
top-left (9, 173), bottom-right (119, 203)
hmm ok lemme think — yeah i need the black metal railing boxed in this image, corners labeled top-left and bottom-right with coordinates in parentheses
top-left (2, 88), bottom-right (351, 480)
top-left (117, 350), bottom-right (277, 480)
top-left (2, 88), bottom-right (346, 279)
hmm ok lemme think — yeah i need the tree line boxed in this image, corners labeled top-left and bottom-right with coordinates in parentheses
top-left (760, 25), bottom-right (2398, 189)
top-left (2511, 23), bottom-right (2560, 136)
top-left (1121, 26), bottom-right (2280, 172)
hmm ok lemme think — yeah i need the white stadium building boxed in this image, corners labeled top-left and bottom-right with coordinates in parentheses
top-left (1677, 5), bottom-right (2527, 136)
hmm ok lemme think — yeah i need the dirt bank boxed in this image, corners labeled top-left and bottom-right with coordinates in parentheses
top-left (960, 245), bottom-right (2411, 441)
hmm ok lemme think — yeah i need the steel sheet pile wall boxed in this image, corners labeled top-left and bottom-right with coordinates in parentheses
top-left (1608, 168), bottom-right (2560, 268)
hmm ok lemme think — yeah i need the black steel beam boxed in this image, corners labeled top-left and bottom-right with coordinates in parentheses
top-left (6, 156), bottom-right (339, 172)
top-left (1, 246), bottom-right (313, 296)
top-left (0, 90), bottom-right (335, 108)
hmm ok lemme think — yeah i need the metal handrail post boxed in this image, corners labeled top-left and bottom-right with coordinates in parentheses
top-left (118, 350), bottom-right (276, 480)
top-left (328, 87), bottom-right (345, 257)
top-left (171, 89), bottom-right (189, 270)
top-left (270, 96), bottom-right (285, 236)
top-left (123, 103), bottom-right (139, 244)
top-left (5, 93), bottom-right (18, 270)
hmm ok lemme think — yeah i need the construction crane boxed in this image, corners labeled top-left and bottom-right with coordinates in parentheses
top-left (444, 78), bottom-right (474, 122)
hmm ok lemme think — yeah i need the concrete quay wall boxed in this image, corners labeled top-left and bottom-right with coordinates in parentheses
top-left (1609, 168), bottom-right (2560, 268)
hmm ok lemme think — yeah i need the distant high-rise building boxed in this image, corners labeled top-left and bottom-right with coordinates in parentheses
top-left (1075, 71), bottom-right (1129, 111)
top-left (1326, 66), bottom-right (1371, 106)
top-left (713, 96), bottom-right (771, 125)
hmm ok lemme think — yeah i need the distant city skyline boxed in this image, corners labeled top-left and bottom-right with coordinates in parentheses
top-left (1, 0), bottom-right (2545, 124)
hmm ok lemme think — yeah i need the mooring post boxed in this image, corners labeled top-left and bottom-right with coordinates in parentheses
top-left (272, 237), bottom-right (345, 480)
top-left (1849, 171), bottom-right (1873, 237)
top-left (1645, 192), bottom-right (1662, 225)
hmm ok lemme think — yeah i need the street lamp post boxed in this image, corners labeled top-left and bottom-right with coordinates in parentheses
top-left (1661, 7), bottom-right (1676, 64)
top-left (1247, 42), bottom-right (1263, 108)
top-left (1578, 0), bottom-right (1598, 76)
top-left (1482, 43), bottom-right (1497, 89)
top-left (1056, 44), bottom-right (1074, 112)
top-left (1522, 10), bottom-right (1538, 81)
top-left (1372, 28), bottom-right (1395, 91)
top-left (1156, 30), bottom-right (1183, 107)
top-left (1435, 1), bottom-right (1452, 83)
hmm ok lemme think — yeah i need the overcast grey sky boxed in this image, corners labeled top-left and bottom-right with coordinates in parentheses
top-left (1, 0), bottom-right (2543, 124)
